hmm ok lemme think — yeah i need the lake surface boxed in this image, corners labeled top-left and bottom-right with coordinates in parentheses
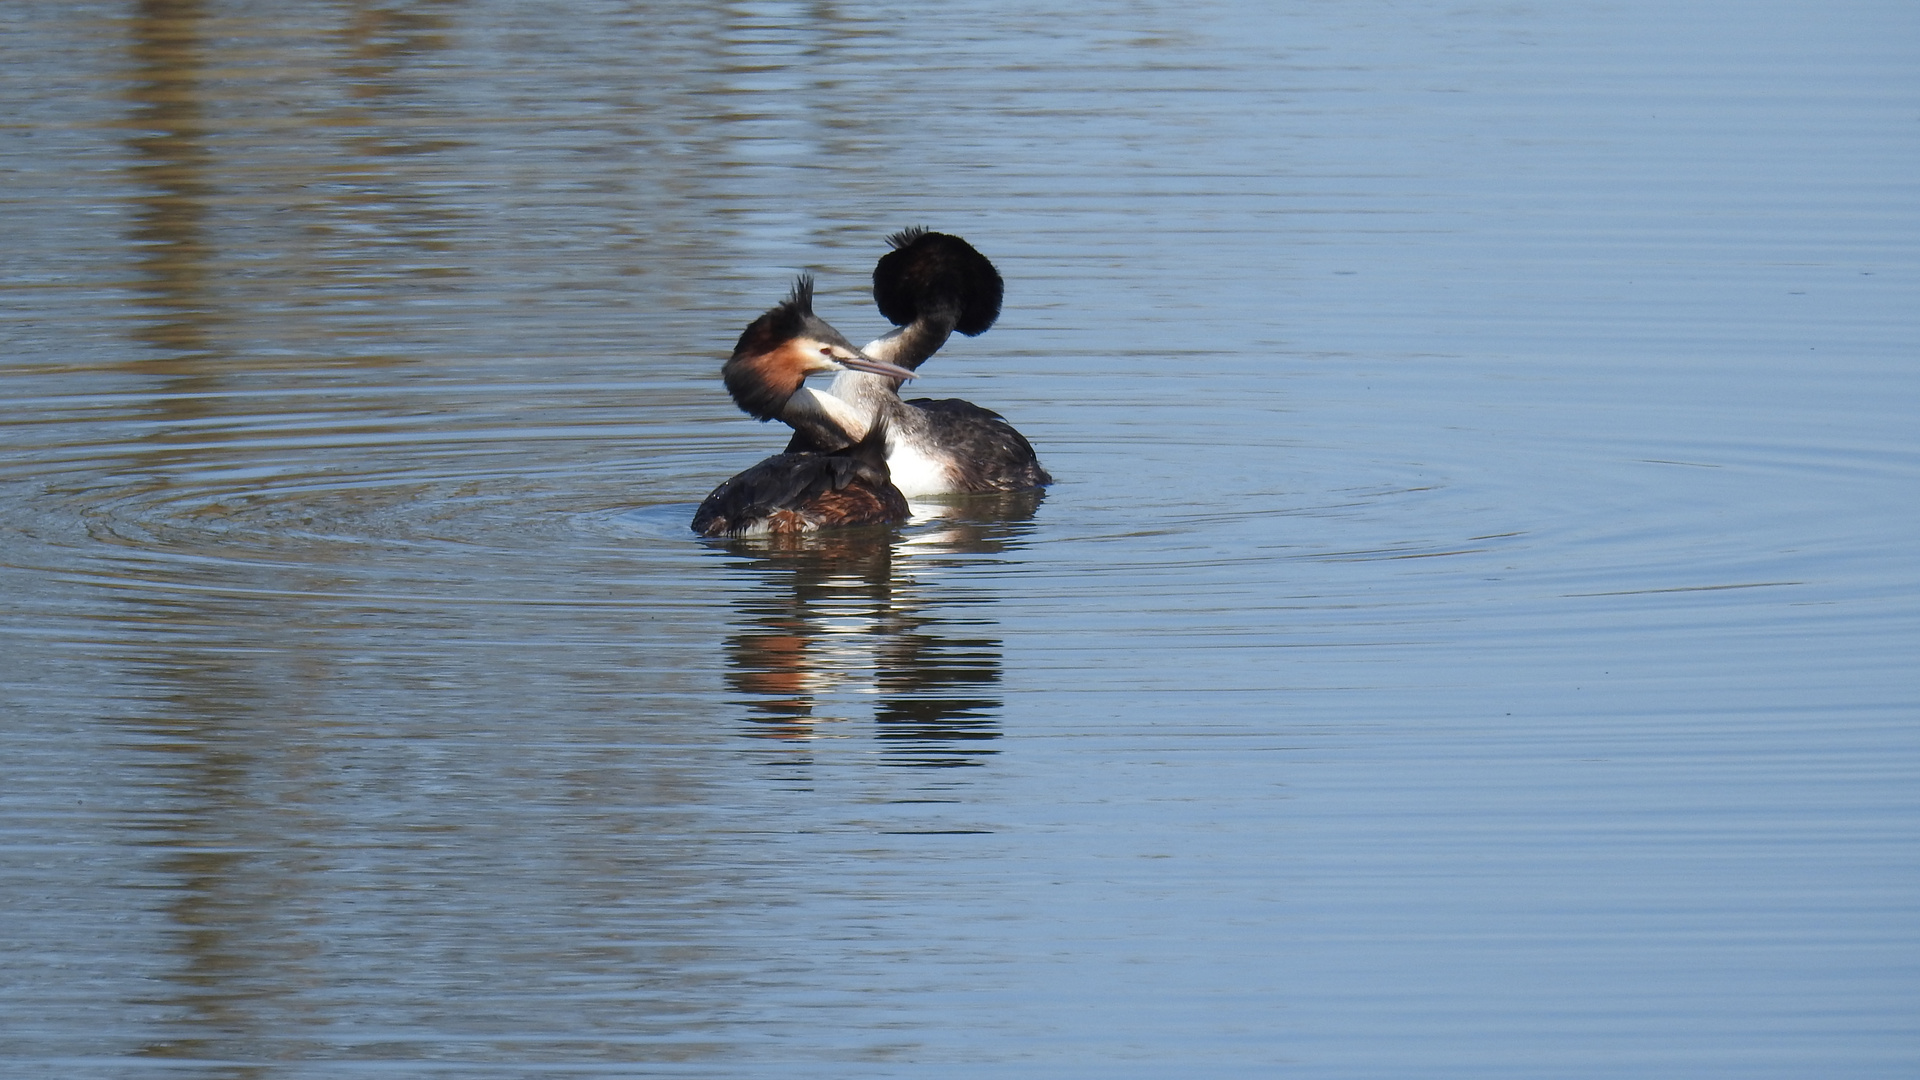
top-left (3, 1), bottom-right (1916, 1076)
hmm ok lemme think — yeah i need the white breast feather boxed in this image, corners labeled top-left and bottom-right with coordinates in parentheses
top-left (885, 440), bottom-right (954, 497)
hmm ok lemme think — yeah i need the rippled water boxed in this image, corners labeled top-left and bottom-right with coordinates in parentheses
top-left (4, 1), bottom-right (1917, 1076)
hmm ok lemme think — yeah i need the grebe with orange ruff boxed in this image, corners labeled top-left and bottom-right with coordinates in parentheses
top-left (692, 278), bottom-right (917, 538)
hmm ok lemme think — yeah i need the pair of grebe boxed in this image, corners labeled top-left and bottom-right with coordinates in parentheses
top-left (693, 229), bottom-right (1048, 538)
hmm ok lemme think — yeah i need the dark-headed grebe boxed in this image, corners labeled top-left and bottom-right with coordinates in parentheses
top-left (692, 278), bottom-right (917, 538)
top-left (785, 229), bottom-right (1050, 496)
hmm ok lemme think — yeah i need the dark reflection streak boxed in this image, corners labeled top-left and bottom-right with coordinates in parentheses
top-left (124, 0), bottom-right (219, 375)
top-left (721, 493), bottom-right (1043, 769)
top-left (316, 1), bottom-right (466, 274)
top-left (334, 2), bottom-right (455, 108)
top-left (115, 6), bottom-right (284, 1071)
top-left (124, 650), bottom-right (330, 1075)
top-left (701, 1), bottom-right (880, 258)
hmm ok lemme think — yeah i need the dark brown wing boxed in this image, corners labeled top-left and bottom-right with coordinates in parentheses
top-left (693, 452), bottom-right (906, 537)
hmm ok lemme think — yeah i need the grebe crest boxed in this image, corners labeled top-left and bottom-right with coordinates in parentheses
top-left (872, 227), bottom-right (1005, 356)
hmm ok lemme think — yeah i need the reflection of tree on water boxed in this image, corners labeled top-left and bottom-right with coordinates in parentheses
top-left (718, 491), bottom-right (1042, 767)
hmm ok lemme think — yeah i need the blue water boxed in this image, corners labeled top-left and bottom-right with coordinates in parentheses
top-left (3, 1), bottom-right (1916, 1076)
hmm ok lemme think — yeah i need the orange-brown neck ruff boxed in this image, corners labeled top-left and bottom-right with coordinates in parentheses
top-left (723, 339), bottom-right (815, 422)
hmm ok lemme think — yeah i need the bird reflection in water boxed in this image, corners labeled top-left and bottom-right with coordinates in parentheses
top-left (714, 490), bottom-right (1042, 768)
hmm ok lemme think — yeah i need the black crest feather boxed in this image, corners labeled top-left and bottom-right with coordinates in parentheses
top-left (786, 274), bottom-right (815, 313)
top-left (872, 229), bottom-right (1003, 337)
top-left (885, 226), bottom-right (928, 251)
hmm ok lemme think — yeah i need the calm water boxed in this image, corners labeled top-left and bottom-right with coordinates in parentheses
top-left (4, 1), bottom-right (1917, 1076)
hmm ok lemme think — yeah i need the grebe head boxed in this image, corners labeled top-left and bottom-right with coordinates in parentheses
top-left (723, 275), bottom-right (916, 421)
top-left (873, 227), bottom-right (1004, 343)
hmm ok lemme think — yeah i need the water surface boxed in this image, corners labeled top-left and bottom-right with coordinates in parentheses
top-left (3, 1), bottom-right (1917, 1076)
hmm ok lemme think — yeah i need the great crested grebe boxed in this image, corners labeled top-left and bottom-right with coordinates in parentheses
top-left (783, 228), bottom-right (1051, 496)
top-left (692, 277), bottom-right (918, 538)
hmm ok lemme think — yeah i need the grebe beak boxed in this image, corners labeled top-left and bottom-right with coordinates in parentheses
top-left (827, 348), bottom-right (916, 382)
